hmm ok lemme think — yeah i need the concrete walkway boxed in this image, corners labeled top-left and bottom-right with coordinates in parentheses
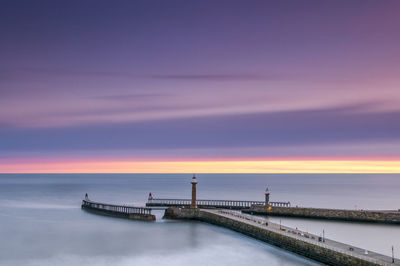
top-left (203, 209), bottom-right (399, 266)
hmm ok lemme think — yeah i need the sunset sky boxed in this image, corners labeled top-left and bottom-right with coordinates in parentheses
top-left (1, 0), bottom-right (400, 173)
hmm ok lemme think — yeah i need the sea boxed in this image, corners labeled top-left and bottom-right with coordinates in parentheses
top-left (0, 174), bottom-right (399, 266)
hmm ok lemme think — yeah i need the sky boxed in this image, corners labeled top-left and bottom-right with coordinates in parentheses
top-left (1, 0), bottom-right (400, 173)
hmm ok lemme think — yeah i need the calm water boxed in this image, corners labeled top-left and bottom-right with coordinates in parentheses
top-left (1, 174), bottom-right (399, 266)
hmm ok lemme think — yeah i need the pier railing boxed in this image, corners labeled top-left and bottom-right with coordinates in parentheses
top-left (82, 199), bottom-right (152, 215)
top-left (268, 201), bottom-right (291, 207)
top-left (147, 198), bottom-right (290, 208)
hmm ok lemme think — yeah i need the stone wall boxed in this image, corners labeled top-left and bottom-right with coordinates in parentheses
top-left (164, 207), bottom-right (380, 266)
top-left (82, 204), bottom-right (156, 221)
top-left (243, 206), bottom-right (400, 224)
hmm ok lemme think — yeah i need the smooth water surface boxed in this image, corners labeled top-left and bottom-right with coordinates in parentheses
top-left (1, 174), bottom-right (399, 265)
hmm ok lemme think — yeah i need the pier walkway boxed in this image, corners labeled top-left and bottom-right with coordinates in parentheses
top-left (208, 209), bottom-right (398, 266)
top-left (82, 199), bottom-right (155, 221)
top-left (146, 198), bottom-right (290, 209)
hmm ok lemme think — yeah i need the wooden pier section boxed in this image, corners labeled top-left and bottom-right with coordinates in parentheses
top-left (82, 199), bottom-right (155, 221)
top-left (146, 198), bottom-right (290, 209)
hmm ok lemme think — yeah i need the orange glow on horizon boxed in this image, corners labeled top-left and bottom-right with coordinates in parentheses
top-left (0, 159), bottom-right (400, 173)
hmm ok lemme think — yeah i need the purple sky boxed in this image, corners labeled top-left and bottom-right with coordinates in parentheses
top-left (1, 0), bottom-right (400, 160)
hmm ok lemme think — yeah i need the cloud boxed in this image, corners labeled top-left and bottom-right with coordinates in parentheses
top-left (0, 67), bottom-right (271, 83)
top-left (1, 103), bottom-right (399, 154)
top-left (146, 74), bottom-right (271, 81)
top-left (91, 93), bottom-right (172, 101)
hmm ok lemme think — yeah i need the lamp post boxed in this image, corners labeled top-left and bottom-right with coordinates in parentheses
top-left (392, 245), bottom-right (395, 263)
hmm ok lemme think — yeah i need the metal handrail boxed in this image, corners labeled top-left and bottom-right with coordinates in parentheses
top-left (82, 199), bottom-right (152, 215)
top-left (147, 198), bottom-right (290, 207)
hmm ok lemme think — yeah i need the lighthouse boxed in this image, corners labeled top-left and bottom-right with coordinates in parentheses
top-left (191, 174), bottom-right (198, 208)
top-left (265, 187), bottom-right (270, 206)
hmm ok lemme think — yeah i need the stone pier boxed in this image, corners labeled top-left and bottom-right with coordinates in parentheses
top-left (244, 206), bottom-right (400, 224)
top-left (164, 207), bottom-right (399, 266)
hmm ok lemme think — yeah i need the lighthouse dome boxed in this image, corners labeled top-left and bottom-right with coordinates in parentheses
top-left (191, 174), bottom-right (198, 184)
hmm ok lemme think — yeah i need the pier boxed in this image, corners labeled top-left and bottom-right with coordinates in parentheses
top-left (146, 182), bottom-right (290, 209)
top-left (244, 205), bottom-right (400, 224)
top-left (164, 207), bottom-right (399, 266)
top-left (146, 198), bottom-right (290, 209)
top-left (81, 196), bottom-right (155, 221)
top-left (82, 175), bottom-right (399, 265)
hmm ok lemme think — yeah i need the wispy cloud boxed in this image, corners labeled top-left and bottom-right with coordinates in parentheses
top-left (146, 73), bottom-right (271, 81)
top-left (0, 67), bottom-right (272, 82)
top-left (91, 93), bottom-right (172, 101)
top-left (1, 102), bottom-right (400, 155)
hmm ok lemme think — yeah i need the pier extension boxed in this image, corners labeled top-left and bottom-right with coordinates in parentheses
top-left (81, 197), bottom-right (155, 221)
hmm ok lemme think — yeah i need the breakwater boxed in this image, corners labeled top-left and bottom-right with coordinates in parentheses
top-left (164, 207), bottom-right (398, 266)
top-left (243, 206), bottom-right (400, 224)
top-left (81, 199), bottom-right (155, 221)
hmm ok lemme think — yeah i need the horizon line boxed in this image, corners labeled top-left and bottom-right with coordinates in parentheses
top-left (1, 159), bottom-right (400, 174)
